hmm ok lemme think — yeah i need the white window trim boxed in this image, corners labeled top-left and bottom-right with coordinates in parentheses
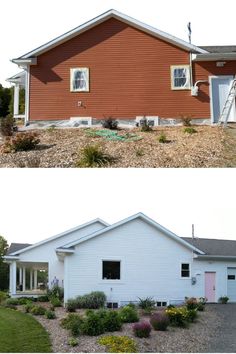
top-left (102, 259), bottom-right (121, 281)
top-left (70, 67), bottom-right (89, 92)
top-left (171, 65), bottom-right (190, 90)
top-left (180, 262), bottom-right (191, 279)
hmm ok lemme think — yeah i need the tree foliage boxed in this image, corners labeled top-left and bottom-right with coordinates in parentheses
top-left (0, 85), bottom-right (11, 117)
top-left (0, 235), bottom-right (9, 291)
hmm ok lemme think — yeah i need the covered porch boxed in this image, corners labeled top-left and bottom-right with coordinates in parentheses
top-left (8, 260), bottom-right (48, 297)
top-left (6, 71), bottom-right (26, 121)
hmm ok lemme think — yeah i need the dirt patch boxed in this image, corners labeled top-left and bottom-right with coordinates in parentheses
top-left (31, 305), bottom-right (219, 353)
top-left (0, 126), bottom-right (231, 168)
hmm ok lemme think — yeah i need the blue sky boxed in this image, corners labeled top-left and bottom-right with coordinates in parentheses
top-left (2, 0), bottom-right (236, 86)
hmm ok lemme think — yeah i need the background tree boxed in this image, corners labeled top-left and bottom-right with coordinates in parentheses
top-left (0, 85), bottom-right (11, 117)
top-left (0, 236), bottom-right (9, 290)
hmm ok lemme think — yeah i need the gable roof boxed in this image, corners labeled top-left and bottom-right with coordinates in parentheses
top-left (60, 212), bottom-right (205, 254)
top-left (182, 237), bottom-right (236, 257)
top-left (8, 218), bottom-right (109, 256)
top-left (200, 46), bottom-right (236, 53)
top-left (12, 9), bottom-right (207, 63)
top-left (6, 243), bottom-right (32, 256)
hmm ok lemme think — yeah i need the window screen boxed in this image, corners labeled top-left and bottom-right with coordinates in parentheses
top-left (103, 261), bottom-right (120, 279)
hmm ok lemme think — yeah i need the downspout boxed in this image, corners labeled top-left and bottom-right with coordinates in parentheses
top-left (24, 64), bottom-right (30, 126)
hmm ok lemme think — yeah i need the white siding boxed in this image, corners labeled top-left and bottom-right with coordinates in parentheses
top-left (17, 221), bottom-right (105, 287)
top-left (65, 218), bottom-right (195, 303)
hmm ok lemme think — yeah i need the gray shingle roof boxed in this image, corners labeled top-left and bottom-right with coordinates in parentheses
top-left (182, 237), bottom-right (236, 257)
top-left (199, 46), bottom-right (236, 53)
top-left (6, 243), bottom-right (32, 255)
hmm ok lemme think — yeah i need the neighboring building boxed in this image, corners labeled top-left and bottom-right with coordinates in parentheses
top-left (7, 9), bottom-right (236, 126)
top-left (4, 213), bottom-right (236, 305)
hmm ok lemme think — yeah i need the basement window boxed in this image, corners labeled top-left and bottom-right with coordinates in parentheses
top-left (70, 68), bottom-right (89, 92)
top-left (228, 275), bottom-right (235, 280)
top-left (181, 263), bottom-right (190, 278)
top-left (103, 261), bottom-right (120, 280)
top-left (171, 65), bottom-right (190, 90)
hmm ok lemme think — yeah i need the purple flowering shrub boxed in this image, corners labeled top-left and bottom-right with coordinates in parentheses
top-left (150, 311), bottom-right (169, 331)
top-left (133, 321), bottom-right (152, 338)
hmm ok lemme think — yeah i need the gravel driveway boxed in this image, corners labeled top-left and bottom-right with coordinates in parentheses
top-left (205, 304), bottom-right (236, 353)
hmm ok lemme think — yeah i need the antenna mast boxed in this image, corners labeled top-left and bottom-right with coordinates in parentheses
top-left (187, 22), bottom-right (192, 44)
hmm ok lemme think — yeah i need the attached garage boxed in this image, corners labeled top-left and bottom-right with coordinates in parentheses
top-left (227, 268), bottom-right (236, 301)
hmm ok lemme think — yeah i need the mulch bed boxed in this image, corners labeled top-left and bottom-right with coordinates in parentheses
top-left (0, 126), bottom-right (228, 167)
top-left (22, 305), bottom-right (219, 353)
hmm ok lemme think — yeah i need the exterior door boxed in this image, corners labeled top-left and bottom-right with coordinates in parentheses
top-left (211, 76), bottom-right (236, 123)
top-left (205, 272), bottom-right (216, 302)
top-left (227, 267), bottom-right (236, 302)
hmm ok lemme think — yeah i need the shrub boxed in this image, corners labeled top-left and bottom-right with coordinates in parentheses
top-left (138, 297), bottom-right (155, 310)
top-left (24, 301), bottom-right (34, 313)
top-left (0, 291), bottom-right (8, 304)
top-left (218, 296), bottom-right (229, 304)
top-left (165, 306), bottom-right (189, 327)
top-left (45, 310), bottom-right (56, 319)
top-left (47, 285), bottom-right (64, 301)
top-left (102, 117), bottom-right (118, 130)
top-left (18, 297), bottom-right (34, 305)
top-left (76, 145), bottom-right (113, 167)
top-left (186, 309), bottom-right (198, 322)
top-left (133, 321), bottom-right (151, 338)
top-left (140, 120), bottom-right (153, 132)
top-left (150, 311), bottom-right (170, 331)
top-left (37, 295), bottom-right (49, 302)
top-left (30, 305), bottom-right (46, 315)
top-left (66, 299), bottom-right (78, 312)
top-left (68, 338), bottom-right (78, 347)
top-left (0, 116), bottom-right (14, 136)
top-left (119, 306), bottom-right (139, 323)
top-left (76, 291), bottom-right (106, 309)
top-left (50, 297), bottom-right (62, 307)
top-left (184, 127), bottom-right (197, 134)
top-left (98, 335), bottom-right (137, 353)
top-left (180, 114), bottom-right (192, 126)
top-left (103, 310), bottom-right (122, 332)
top-left (82, 310), bottom-right (105, 336)
top-left (185, 297), bottom-right (198, 310)
top-left (197, 303), bottom-right (205, 311)
top-left (60, 313), bottom-right (84, 336)
top-left (158, 133), bottom-right (167, 143)
top-left (5, 298), bottom-right (19, 305)
top-left (3, 132), bottom-right (40, 152)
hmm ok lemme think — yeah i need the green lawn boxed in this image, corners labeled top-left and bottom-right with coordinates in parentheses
top-left (0, 307), bottom-right (52, 353)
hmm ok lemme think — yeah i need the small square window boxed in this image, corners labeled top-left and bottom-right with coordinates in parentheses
top-left (70, 68), bottom-right (89, 92)
top-left (103, 261), bottom-right (120, 280)
top-left (171, 65), bottom-right (190, 90)
top-left (181, 263), bottom-right (190, 278)
top-left (228, 275), bottom-right (235, 280)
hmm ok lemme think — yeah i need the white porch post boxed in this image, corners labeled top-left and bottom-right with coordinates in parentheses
top-left (10, 261), bottom-right (17, 295)
top-left (13, 83), bottom-right (20, 116)
top-left (30, 269), bottom-right (33, 290)
top-left (34, 270), bottom-right (37, 290)
top-left (22, 267), bottom-right (26, 292)
top-left (24, 66), bottom-right (30, 126)
top-left (19, 267), bottom-right (23, 285)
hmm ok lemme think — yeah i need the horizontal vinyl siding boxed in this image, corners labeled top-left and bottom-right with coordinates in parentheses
top-left (65, 219), bottom-right (194, 302)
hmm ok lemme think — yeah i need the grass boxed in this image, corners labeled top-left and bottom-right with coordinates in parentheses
top-left (0, 307), bottom-right (52, 352)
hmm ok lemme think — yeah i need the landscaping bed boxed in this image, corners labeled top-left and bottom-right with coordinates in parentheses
top-left (0, 125), bottom-right (230, 167)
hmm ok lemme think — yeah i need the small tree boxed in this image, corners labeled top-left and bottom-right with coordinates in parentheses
top-left (0, 236), bottom-right (9, 290)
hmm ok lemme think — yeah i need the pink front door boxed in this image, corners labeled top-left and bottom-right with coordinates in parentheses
top-left (205, 272), bottom-right (216, 302)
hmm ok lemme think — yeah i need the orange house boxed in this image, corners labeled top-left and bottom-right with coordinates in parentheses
top-left (8, 9), bottom-right (236, 126)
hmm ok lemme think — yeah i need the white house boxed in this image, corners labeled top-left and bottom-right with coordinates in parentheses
top-left (4, 213), bottom-right (236, 305)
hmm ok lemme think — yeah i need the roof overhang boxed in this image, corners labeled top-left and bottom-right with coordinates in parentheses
top-left (12, 58), bottom-right (37, 65)
top-left (6, 71), bottom-right (26, 85)
top-left (192, 53), bottom-right (236, 61)
top-left (195, 255), bottom-right (236, 261)
top-left (13, 9), bottom-right (207, 62)
top-left (4, 255), bottom-right (20, 262)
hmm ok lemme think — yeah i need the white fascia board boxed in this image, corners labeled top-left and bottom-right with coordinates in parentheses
top-left (12, 58), bottom-right (37, 65)
top-left (62, 212), bottom-right (205, 255)
top-left (195, 255), bottom-right (236, 261)
top-left (56, 248), bottom-right (75, 254)
top-left (10, 218), bottom-right (109, 256)
top-left (3, 255), bottom-right (20, 261)
top-left (16, 9), bottom-right (207, 60)
top-left (193, 53), bottom-right (236, 61)
top-left (6, 71), bottom-right (26, 83)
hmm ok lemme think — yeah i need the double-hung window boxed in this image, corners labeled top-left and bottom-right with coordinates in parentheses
top-left (181, 263), bottom-right (190, 278)
top-left (70, 68), bottom-right (89, 92)
top-left (171, 65), bottom-right (190, 90)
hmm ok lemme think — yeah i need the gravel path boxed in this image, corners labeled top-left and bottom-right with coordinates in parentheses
top-left (205, 304), bottom-right (236, 353)
top-left (32, 305), bottom-right (220, 353)
top-left (0, 126), bottom-right (228, 167)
